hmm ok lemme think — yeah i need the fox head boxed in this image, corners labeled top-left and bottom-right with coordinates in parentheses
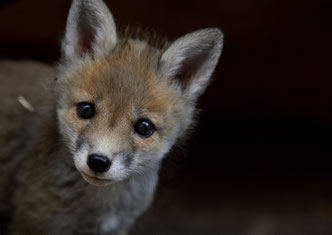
top-left (56, 0), bottom-right (223, 186)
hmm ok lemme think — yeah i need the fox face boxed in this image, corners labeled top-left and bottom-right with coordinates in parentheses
top-left (57, 43), bottom-right (185, 185)
top-left (56, 0), bottom-right (223, 186)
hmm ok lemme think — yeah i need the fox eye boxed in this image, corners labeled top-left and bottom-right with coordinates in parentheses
top-left (77, 102), bottom-right (95, 119)
top-left (134, 119), bottom-right (155, 137)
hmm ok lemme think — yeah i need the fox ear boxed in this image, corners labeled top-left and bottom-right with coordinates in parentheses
top-left (159, 28), bottom-right (223, 99)
top-left (61, 0), bottom-right (117, 62)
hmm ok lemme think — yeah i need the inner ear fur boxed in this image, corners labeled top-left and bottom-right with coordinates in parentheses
top-left (61, 0), bottom-right (118, 62)
top-left (159, 28), bottom-right (224, 99)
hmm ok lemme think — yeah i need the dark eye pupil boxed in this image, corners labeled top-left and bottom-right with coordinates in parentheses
top-left (134, 119), bottom-right (155, 137)
top-left (77, 102), bottom-right (95, 119)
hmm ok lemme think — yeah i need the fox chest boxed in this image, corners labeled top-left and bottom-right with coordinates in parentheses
top-left (49, 177), bottom-right (157, 234)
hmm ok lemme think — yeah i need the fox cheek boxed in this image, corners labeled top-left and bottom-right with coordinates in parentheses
top-left (122, 154), bottom-right (134, 168)
top-left (75, 134), bottom-right (91, 152)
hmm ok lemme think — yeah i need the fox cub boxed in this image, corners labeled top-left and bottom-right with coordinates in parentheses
top-left (0, 0), bottom-right (223, 234)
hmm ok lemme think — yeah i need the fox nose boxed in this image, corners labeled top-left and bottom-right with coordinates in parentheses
top-left (87, 154), bottom-right (112, 173)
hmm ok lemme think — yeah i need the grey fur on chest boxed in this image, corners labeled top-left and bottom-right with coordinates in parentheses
top-left (11, 148), bottom-right (159, 235)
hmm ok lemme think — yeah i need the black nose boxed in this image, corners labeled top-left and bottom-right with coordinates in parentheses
top-left (87, 154), bottom-right (112, 173)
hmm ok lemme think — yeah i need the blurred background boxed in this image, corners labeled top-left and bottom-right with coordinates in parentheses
top-left (1, 0), bottom-right (332, 234)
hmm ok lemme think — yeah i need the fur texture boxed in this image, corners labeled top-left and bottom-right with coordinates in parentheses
top-left (0, 0), bottom-right (223, 234)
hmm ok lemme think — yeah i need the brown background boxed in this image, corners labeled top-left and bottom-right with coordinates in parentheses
top-left (1, 0), bottom-right (332, 234)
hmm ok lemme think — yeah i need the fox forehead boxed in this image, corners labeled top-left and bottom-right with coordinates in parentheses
top-left (65, 40), bottom-right (172, 105)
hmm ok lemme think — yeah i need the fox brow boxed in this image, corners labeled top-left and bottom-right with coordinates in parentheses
top-left (119, 26), bottom-right (170, 50)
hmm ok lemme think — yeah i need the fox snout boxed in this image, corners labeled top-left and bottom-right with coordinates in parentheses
top-left (87, 154), bottom-right (112, 173)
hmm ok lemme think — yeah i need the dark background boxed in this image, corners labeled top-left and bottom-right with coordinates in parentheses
top-left (1, 0), bottom-right (332, 233)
